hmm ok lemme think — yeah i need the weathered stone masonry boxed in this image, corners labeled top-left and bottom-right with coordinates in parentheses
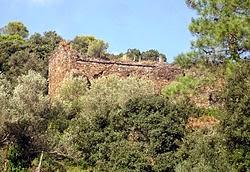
top-left (48, 41), bottom-right (183, 97)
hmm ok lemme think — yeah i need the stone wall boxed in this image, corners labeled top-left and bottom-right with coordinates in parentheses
top-left (48, 41), bottom-right (183, 97)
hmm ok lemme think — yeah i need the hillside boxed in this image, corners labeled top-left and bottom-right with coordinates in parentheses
top-left (0, 0), bottom-right (249, 171)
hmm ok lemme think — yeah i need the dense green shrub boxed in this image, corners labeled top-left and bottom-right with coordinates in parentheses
top-left (161, 75), bottom-right (201, 100)
top-left (0, 71), bottom-right (55, 171)
top-left (57, 76), bottom-right (89, 116)
top-left (175, 129), bottom-right (231, 172)
top-left (62, 95), bottom-right (196, 171)
top-left (0, 22), bottom-right (61, 81)
top-left (221, 62), bottom-right (250, 171)
top-left (78, 75), bottom-right (155, 119)
top-left (49, 76), bottom-right (156, 169)
top-left (174, 51), bottom-right (197, 69)
top-left (6, 144), bottom-right (27, 172)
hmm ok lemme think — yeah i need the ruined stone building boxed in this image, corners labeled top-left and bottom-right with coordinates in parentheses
top-left (48, 41), bottom-right (182, 97)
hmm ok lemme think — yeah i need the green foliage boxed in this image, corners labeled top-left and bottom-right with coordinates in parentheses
top-left (124, 49), bottom-right (166, 62)
top-left (106, 140), bottom-right (151, 172)
top-left (200, 107), bottom-right (224, 118)
top-left (87, 39), bottom-right (108, 58)
top-left (142, 49), bottom-right (166, 62)
top-left (56, 76), bottom-right (192, 171)
top-left (221, 61), bottom-right (250, 171)
top-left (126, 48), bottom-right (142, 61)
top-left (0, 34), bottom-right (25, 42)
top-left (57, 76), bottom-right (89, 119)
top-left (224, 61), bottom-right (250, 122)
top-left (162, 75), bottom-right (201, 100)
top-left (0, 75), bottom-right (11, 113)
top-left (186, 0), bottom-right (250, 60)
top-left (31, 153), bottom-right (69, 172)
top-left (6, 144), bottom-right (28, 172)
top-left (66, 167), bottom-right (87, 172)
top-left (11, 70), bottom-right (48, 117)
top-left (0, 75), bottom-right (12, 143)
top-left (6, 49), bottom-right (46, 79)
top-left (115, 96), bottom-right (193, 171)
top-left (175, 129), bottom-right (232, 172)
top-left (0, 71), bottom-right (53, 171)
top-left (61, 95), bottom-right (195, 171)
top-left (72, 35), bottom-right (96, 55)
top-left (59, 76), bottom-right (88, 103)
top-left (0, 22), bottom-right (61, 80)
top-left (28, 31), bottom-right (62, 60)
top-left (0, 35), bottom-right (26, 74)
top-left (224, 59), bottom-right (237, 78)
top-left (174, 51), bottom-right (197, 68)
top-left (72, 35), bottom-right (108, 58)
top-left (79, 76), bottom-right (155, 118)
top-left (0, 17), bottom-right (249, 171)
top-left (57, 75), bottom-right (155, 118)
top-left (49, 76), bottom-right (156, 169)
top-left (25, 31), bottom-right (62, 78)
top-left (2, 21), bottom-right (29, 38)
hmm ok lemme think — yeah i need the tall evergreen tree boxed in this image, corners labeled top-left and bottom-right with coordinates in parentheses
top-left (186, 0), bottom-right (250, 60)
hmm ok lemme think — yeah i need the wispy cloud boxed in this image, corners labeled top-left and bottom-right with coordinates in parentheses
top-left (27, 0), bottom-right (61, 5)
top-left (31, 0), bottom-right (46, 3)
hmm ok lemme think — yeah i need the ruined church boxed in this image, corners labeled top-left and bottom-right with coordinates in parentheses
top-left (48, 41), bottom-right (182, 97)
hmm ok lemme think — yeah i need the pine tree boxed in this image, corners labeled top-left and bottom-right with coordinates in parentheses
top-left (186, 0), bottom-right (250, 60)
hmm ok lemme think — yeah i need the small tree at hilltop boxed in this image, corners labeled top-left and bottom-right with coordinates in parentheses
top-left (72, 35), bottom-right (96, 55)
top-left (87, 39), bottom-right (108, 59)
top-left (72, 35), bottom-right (108, 58)
top-left (1, 21), bottom-right (29, 38)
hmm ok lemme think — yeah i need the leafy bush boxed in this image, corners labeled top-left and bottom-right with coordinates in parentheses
top-left (6, 144), bottom-right (28, 172)
top-left (0, 75), bottom-right (12, 132)
top-left (0, 23), bottom-right (61, 81)
top-left (174, 52), bottom-right (197, 69)
top-left (0, 71), bottom-right (54, 171)
top-left (10, 70), bottom-right (49, 117)
top-left (175, 129), bottom-right (231, 172)
top-left (51, 76), bottom-right (156, 169)
top-left (221, 61), bottom-right (250, 171)
top-left (161, 75), bottom-right (201, 100)
top-left (78, 75), bottom-right (155, 118)
top-left (57, 76), bottom-right (89, 115)
top-left (62, 95), bottom-right (196, 171)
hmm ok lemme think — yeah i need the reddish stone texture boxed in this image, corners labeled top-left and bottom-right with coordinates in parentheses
top-left (48, 41), bottom-right (183, 97)
top-left (187, 116), bottom-right (220, 129)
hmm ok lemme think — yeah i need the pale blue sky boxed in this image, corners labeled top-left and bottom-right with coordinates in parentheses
top-left (0, 0), bottom-right (196, 62)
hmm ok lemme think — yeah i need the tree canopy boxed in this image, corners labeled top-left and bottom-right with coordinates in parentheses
top-left (0, 22), bottom-right (62, 80)
top-left (1, 21), bottom-right (29, 38)
top-left (186, 0), bottom-right (250, 60)
top-left (72, 35), bottom-right (108, 59)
